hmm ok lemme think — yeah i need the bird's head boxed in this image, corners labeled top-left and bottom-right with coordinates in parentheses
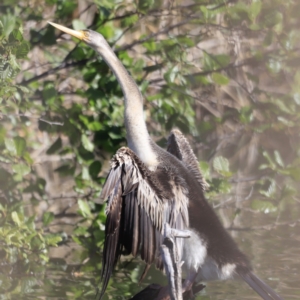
top-left (48, 22), bottom-right (109, 50)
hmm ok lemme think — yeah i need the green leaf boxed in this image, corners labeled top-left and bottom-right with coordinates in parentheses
top-left (177, 35), bottom-right (195, 47)
top-left (15, 41), bottom-right (30, 59)
top-left (164, 66), bottom-right (179, 83)
top-left (211, 73), bottom-right (230, 85)
top-left (251, 200), bottom-right (277, 213)
top-left (81, 134), bottom-right (94, 152)
top-left (42, 83), bottom-right (57, 104)
top-left (274, 150), bottom-right (284, 167)
top-left (0, 14), bottom-right (16, 38)
top-left (4, 138), bottom-right (17, 155)
top-left (72, 19), bottom-right (86, 31)
top-left (121, 15), bottom-right (139, 27)
top-left (13, 136), bottom-right (26, 157)
top-left (44, 234), bottom-right (62, 246)
top-left (73, 225), bottom-right (88, 236)
top-left (108, 131), bottom-right (122, 140)
top-left (199, 161), bottom-right (210, 180)
top-left (250, 0), bottom-right (262, 20)
top-left (218, 179), bottom-right (231, 194)
top-left (213, 156), bottom-right (231, 177)
top-left (285, 167), bottom-right (300, 181)
top-left (12, 163), bottom-right (31, 177)
top-left (11, 28), bottom-right (23, 41)
top-left (23, 152), bottom-right (34, 165)
top-left (89, 161), bottom-right (101, 179)
top-left (42, 212), bottom-right (55, 226)
top-left (87, 121), bottom-right (102, 131)
top-left (46, 137), bottom-right (62, 155)
top-left (25, 216), bottom-right (36, 231)
top-left (263, 11), bottom-right (283, 28)
top-left (54, 164), bottom-right (75, 177)
top-left (11, 211), bottom-right (22, 226)
top-left (9, 54), bottom-right (20, 70)
top-left (239, 106), bottom-right (253, 124)
top-left (78, 199), bottom-right (92, 218)
top-left (214, 54), bottom-right (231, 67)
top-left (143, 39), bottom-right (156, 52)
top-left (262, 151), bottom-right (276, 169)
top-left (137, 0), bottom-right (154, 12)
top-left (16, 85), bottom-right (30, 93)
top-left (81, 166), bottom-right (90, 180)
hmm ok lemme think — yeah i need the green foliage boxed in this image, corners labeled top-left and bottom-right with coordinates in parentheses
top-left (0, 15), bottom-right (29, 82)
top-left (0, 11), bottom-right (62, 297)
top-left (1, 0), bottom-right (300, 298)
top-left (0, 201), bottom-right (62, 281)
top-left (211, 73), bottom-right (230, 85)
top-left (213, 156), bottom-right (232, 178)
top-left (251, 199), bottom-right (277, 213)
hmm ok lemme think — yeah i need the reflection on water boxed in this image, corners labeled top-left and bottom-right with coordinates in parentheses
top-left (204, 220), bottom-right (300, 300)
top-left (2, 208), bottom-right (300, 299)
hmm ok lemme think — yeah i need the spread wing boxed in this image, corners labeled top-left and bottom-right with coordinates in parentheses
top-left (167, 129), bottom-right (208, 191)
top-left (98, 147), bottom-right (189, 299)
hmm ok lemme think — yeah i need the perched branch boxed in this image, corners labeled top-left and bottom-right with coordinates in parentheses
top-left (130, 224), bottom-right (192, 300)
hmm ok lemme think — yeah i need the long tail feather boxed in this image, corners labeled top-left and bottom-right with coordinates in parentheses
top-left (240, 272), bottom-right (283, 300)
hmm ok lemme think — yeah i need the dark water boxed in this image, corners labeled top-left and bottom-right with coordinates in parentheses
top-left (3, 207), bottom-right (300, 299)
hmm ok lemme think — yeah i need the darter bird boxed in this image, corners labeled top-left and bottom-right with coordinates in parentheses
top-left (48, 22), bottom-right (284, 300)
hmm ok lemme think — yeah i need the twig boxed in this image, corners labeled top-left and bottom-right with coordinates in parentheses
top-left (227, 218), bottom-right (300, 231)
top-left (20, 16), bottom-right (197, 86)
top-left (0, 113), bottom-right (64, 126)
top-left (20, 59), bottom-right (89, 85)
top-left (39, 118), bottom-right (64, 126)
top-left (119, 18), bottom-right (196, 52)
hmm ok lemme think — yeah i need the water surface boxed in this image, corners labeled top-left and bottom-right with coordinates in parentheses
top-left (3, 203), bottom-right (299, 300)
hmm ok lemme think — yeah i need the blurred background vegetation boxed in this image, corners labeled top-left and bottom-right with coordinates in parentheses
top-left (0, 0), bottom-right (299, 299)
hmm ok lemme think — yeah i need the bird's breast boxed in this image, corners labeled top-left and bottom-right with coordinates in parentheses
top-left (182, 229), bottom-right (237, 282)
top-left (182, 229), bottom-right (207, 272)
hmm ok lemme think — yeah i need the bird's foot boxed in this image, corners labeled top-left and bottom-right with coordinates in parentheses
top-left (182, 283), bottom-right (205, 299)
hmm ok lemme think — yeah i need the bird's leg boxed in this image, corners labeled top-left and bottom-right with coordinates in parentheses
top-left (182, 270), bottom-right (199, 298)
top-left (161, 224), bottom-right (191, 300)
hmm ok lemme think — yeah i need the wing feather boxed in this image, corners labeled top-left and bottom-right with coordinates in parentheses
top-left (155, 228), bottom-right (164, 270)
top-left (99, 178), bottom-right (123, 299)
top-left (167, 129), bottom-right (208, 191)
top-left (140, 208), bottom-right (146, 261)
top-left (99, 147), bottom-right (189, 298)
top-left (132, 195), bottom-right (139, 256)
top-left (100, 167), bottom-right (122, 201)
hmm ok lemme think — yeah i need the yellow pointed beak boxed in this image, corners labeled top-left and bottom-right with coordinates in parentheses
top-left (48, 22), bottom-right (85, 40)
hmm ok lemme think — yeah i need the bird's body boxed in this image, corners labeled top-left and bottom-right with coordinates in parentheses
top-left (49, 22), bottom-right (283, 300)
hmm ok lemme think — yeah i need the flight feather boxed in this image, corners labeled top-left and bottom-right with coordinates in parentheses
top-left (99, 147), bottom-right (189, 298)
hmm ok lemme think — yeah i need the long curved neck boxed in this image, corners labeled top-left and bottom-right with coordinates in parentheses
top-left (93, 43), bottom-right (158, 168)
